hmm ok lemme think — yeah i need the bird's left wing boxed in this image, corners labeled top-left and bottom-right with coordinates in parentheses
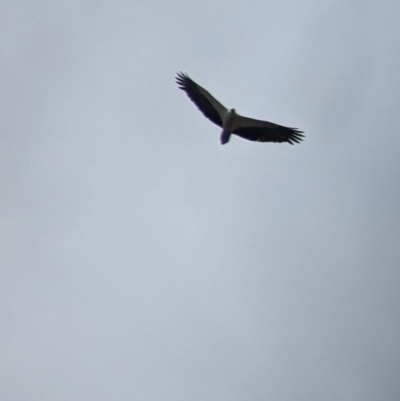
top-left (176, 72), bottom-right (228, 127)
top-left (233, 114), bottom-right (304, 145)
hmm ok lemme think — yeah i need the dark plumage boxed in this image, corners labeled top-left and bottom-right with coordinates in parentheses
top-left (176, 72), bottom-right (304, 145)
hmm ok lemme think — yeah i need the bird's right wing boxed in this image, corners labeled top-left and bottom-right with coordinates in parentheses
top-left (176, 72), bottom-right (228, 127)
top-left (233, 114), bottom-right (304, 144)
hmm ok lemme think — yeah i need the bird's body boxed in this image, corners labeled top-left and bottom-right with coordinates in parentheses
top-left (220, 108), bottom-right (236, 144)
top-left (176, 72), bottom-right (304, 145)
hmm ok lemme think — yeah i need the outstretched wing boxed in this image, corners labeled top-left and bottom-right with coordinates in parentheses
top-left (176, 72), bottom-right (228, 127)
top-left (233, 115), bottom-right (304, 145)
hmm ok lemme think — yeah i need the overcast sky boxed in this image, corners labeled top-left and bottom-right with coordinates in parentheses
top-left (2, 1), bottom-right (400, 400)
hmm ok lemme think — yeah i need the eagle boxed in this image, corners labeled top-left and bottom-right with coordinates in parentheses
top-left (176, 72), bottom-right (304, 145)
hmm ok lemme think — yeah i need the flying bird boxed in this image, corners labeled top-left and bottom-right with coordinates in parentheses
top-left (176, 72), bottom-right (304, 145)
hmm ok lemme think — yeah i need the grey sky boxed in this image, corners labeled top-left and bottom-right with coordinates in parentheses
top-left (2, 0), bottom-right (400, 400)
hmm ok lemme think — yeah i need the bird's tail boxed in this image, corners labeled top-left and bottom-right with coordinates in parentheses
top-left (220, 130), bottom-right (231, 145)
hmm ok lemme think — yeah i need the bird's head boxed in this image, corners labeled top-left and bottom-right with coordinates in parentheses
top-left (229, 108), bottom-right (236, 115)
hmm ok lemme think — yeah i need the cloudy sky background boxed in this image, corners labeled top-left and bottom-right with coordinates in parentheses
top-left (2, 0), bottom-right (400, 400)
